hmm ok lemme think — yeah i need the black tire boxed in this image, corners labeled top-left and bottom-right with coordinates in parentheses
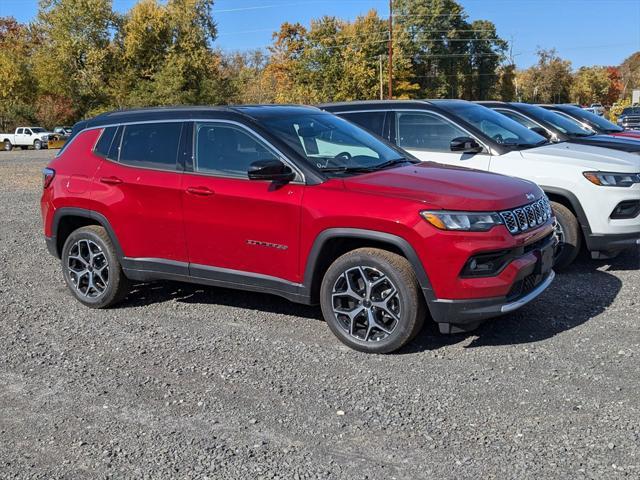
top-left (61, 225), bottom-right (130, 308)
top-left (34, 139), bottom-right (42, 150)
top-left (551, 201), bottom-right (581, 270)
top-left (3, 140), bottom-right (11, 151)
top-left (320, 248), bottom-right (426, 354)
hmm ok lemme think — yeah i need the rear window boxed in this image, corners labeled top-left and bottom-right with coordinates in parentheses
top-left (119, 122), bottom-right (182, 170)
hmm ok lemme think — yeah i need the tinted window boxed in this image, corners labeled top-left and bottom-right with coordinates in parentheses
top-left (259, 113), bottom-right (407, 176)
top-left (515, 104), bottom-right (594, 136)
top-left (195, 123), bottom-right (279, 176)
top-left (397, 112), bottom-right (469, 151)
top-left (497, 109), bottom-right (540, 129)
top-left (341, 112), bottom-right (386, 137)
top-left (94, 127), bottom-right (117, 158)
top-left (437, 102), bottom-right (546, 147)
top-left (119, 122), bottom-right (182, 170)
top-left (16, 128), bottom-right (23, 134)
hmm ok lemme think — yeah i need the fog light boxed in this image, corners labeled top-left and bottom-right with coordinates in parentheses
top-left (610, 200), bottom-right (640, 219)
top-left (461, 250), bottom-right (511, 277)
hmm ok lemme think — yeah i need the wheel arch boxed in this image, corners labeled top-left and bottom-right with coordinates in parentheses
top-left (51, 208), bottom-right (123, 259)
top-left (303, 228), bottom-right (435, 305)
top-left (540, 186), bottom-right (591, 235)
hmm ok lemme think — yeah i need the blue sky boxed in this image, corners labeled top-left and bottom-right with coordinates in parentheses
top-left (1, 0), bottom-right (638, 68)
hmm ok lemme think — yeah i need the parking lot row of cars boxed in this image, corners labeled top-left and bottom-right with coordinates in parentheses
top-left (39, 101), bottom-right (640, 353)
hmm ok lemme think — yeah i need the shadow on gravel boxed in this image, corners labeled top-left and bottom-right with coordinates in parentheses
top-left (401, 255), bottom-right (624, 353)
top-left (119, 281), bottom-right (322, 320)
top-left (115, 251), bottom-right (625, 353)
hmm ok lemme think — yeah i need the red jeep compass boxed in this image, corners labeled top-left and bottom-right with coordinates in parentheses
top-left (41, 106), bottom-right (556, 353)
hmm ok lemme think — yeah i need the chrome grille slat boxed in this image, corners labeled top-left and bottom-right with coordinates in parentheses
top-left (499, 197), bottom-right (552, 236)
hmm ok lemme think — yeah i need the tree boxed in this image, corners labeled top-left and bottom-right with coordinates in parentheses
top-left (516, 49), bottom-right (572, 103)
top-left (497, 63), bottom-right (516, 101)
top-left (570, 66), bottom-right (610, 105)
top-left (0, 17), bottom-right (37, 130)
top-left (619, 51), bottom-right (640, 99)
top-left (35, 94), bottom-right (76, 127)
top-left (32, 0), bottom-right (116, 116)
top-left (604, 66), bottom-right (623, 105)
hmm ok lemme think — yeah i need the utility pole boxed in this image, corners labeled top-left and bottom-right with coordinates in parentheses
top-left (379, 55), bottom-right (384, 100)
top-left (388, 0), bottom-right (393, 99)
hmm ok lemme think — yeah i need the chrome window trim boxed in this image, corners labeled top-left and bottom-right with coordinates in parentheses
top-left (82, 118), bottom-right (306, 184)
top-left (334, 108), bottom-right (491, 155)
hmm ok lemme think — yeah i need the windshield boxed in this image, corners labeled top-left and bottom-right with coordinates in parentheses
top-left (621, 107), bottom-right (640, 115)
top-left (435, 101), bottom-right (547, 148)
top-left (259, 113), bottom-right (412, 175)
top-left (30, 127), bottom-right (46, 133)
top-left (515, 104), bottom-right (594, 137)
top-left (561, 106), bottom-right (623, 133)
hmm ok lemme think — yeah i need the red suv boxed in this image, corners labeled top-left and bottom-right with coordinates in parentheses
top-left (41, 106), bottom-right (556, 353)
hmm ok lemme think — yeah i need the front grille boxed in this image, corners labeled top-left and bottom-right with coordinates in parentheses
top-left (499, 197), bottom-right (552, 235)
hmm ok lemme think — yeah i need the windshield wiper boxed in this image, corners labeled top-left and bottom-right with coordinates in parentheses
top-left (319, 158), bottom-right (412, 174)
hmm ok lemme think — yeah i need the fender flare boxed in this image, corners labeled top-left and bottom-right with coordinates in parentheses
top-left (540, 185), bottom-right (592, 234)
top-left (303, 228), bottom-right (436, 301)
top-left (51, 207), bottom-right (124, 259)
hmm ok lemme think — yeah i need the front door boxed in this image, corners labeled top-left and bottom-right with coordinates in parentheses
top-left (392, 111), bottom-right (492, 170)
top-left (182, 121), bottom-right (303, 284)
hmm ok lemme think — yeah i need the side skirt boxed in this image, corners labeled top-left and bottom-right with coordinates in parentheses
top-left (121, 257), bottom-right (313, 305)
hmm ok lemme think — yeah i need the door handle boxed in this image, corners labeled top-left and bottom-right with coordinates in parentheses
top-left (100, 176), bottom-right (123, 185)
top-left (186, 186), bottom-right (214, 196)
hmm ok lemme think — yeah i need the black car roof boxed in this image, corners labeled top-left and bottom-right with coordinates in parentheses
top-left (320, 99), bottom-right (472, 112)
top-left (80, 104), bottom-right (323, 130)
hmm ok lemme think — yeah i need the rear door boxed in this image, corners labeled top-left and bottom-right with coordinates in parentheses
top-left (92, 122), bottom-right (188, 263)
top-left (16, 128), bottom-right (28, 146)
top-left (182, 121), bottom-right (303, 283)
top-left (391, 111), bottom-right (492, 170)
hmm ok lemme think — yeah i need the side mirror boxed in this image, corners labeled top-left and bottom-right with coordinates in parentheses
top-left (450, 136), bottom-right (483, 153)
top-left (248, 159), bottom-right (295, 183)
top-left (530, 126), bottom-right (551, 139)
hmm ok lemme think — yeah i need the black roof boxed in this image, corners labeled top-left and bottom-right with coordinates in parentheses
top-left (78, 104), bottom-right (324, 130)
top-left (320, 99), bottom-right (472, 113)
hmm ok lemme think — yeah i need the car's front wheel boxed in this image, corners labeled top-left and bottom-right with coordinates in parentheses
top-left (320, 248), bottom-right (426, 353)
top-left (61, 225), bottom-right (130, 308)
top-left (550, 201), bottom-right (581, 270)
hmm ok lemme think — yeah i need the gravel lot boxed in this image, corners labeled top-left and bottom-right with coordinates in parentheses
top-left (0, 148), bottom-right (639, 479)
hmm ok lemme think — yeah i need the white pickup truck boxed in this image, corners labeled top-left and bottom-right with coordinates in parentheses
top-left (1, 127), bottom-right (52, 151)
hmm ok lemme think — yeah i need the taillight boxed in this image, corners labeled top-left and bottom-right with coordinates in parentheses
top-left (42, 168), bottom-right (55, 189)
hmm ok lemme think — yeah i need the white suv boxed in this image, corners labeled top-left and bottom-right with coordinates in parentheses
top-left (322, 100), bottom-right (640, 268)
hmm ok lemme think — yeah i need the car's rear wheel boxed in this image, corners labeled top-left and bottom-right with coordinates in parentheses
top-left (61, 225), bottom-right (129, 308)
top-left (3, 140), bottom-right (11, 151)
top-left (34, 139), bottom-right (42, 150)
top-left (551, 201), bottom-right (581, 270)
top-left (320, 248), bottom-right (425, 353)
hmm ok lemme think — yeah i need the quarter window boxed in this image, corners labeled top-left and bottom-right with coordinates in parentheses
top-left (397, 112), bottom-right (469, 151)
top-left (94, 127), bottom-right (117, 159)
top-left (119, 122), bottom-right (182, 170)
top-left (195, 123), bottom-right (279, 176)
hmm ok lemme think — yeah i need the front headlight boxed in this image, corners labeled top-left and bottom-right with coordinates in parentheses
top-left (421, 210), bottom-right (504, 231)
top-left (583, 172), bottom-right (640, 187)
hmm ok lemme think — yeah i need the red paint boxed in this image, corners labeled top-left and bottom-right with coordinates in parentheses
top-left (42, 129), bottom-right (553, 301)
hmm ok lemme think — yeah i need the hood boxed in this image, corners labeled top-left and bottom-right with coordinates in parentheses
top-left (567, 134), bottom-right (640, 153)
top-left (341, 162), bottom-right (542, 211)
top-left (524, 142), bottom-right (640, 171)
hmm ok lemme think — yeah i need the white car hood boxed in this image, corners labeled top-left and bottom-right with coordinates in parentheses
top-left (521, 142), bottom-right (640, 172)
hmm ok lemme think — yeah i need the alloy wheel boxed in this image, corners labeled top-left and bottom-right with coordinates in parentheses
top-left (67, 239), bottom-right (109, 298)
top-left (331, 266), bottom-right (401, 342)
top-left (553, 217), bottom-right (565, 260)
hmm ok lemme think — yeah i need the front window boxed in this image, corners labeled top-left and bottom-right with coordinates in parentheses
top-left (195, 123), bottom-right (279, 177)
top-left (396, 112), bottom-right (471, 151)
top-left (515, 104), bottom-right (594, 137)
top-left (260, 113), bottom-right (411, 176)
top-left (436, 102), bottom-right (547, 148)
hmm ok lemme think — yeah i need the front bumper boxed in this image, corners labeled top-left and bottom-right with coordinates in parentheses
top-left (585, 231), bottom-right (640, 255)
top-left (427, 232), bottom-right (556, 334)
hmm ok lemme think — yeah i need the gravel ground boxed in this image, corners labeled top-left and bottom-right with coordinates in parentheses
top-left (0, 148), bottom-right (639, 479)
